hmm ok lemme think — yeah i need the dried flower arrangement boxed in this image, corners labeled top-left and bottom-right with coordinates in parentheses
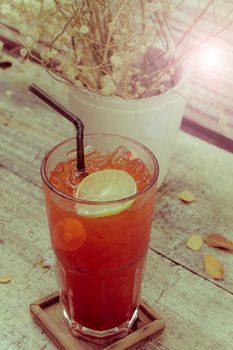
top-left (0, 0), bottom-right (232, 99)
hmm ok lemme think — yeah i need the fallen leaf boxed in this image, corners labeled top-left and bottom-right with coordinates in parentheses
top-left (5, 90), bottom-right (12, 97)
top-left (203, 255), bottom-right (224, 280)
top-left (187, 234), bottom-right (203, 251)
top-left (177, 190), bottom-right (195, 203)
top-left (204, 233), bottom-right (233, 251)
top-left (0, 239), bottom-right (4, 245)
top-left (0, 275), bottom-right (14, 284)
top-left (0, 61), bottom-right (12, 69)
top-left (37, 255), bottom-right (55, 269)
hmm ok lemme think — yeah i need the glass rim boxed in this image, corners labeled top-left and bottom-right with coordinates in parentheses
top-left (41, 133), bottom-right (159, 205)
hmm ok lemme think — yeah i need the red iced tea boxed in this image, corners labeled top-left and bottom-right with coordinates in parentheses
top-left (41, 135), bottom-right (158, 343)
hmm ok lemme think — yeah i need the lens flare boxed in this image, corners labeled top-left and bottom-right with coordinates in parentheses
top-left (193, 45), bottom-right (225, 75)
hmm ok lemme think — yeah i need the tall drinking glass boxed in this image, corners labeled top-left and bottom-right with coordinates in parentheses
top-left (41, 134), bottom-right (159, 344)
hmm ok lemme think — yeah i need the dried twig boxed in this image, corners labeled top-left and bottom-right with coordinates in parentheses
top-left (0, 0), bottom-right (232, 98)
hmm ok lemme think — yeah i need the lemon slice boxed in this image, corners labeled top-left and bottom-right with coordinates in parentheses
top-left (75, 169), bottom-right (137, 218)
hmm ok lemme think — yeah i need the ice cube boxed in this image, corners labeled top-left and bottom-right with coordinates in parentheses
top-left (84, 145), bottom-right (97, 156)
top-left (129, 151), bottom-right (138, 160)
top-left (66, 148), bottom-right (76, 159)
top-left (111, 146), bottom-right (131, 166)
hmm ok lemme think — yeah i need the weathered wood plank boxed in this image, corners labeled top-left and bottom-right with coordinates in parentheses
top-left (0, 55), bottom-right (73, 186)
top-left (0, 169), bottom-right (57, 350)
top-left (0, 168), bottom-right (233, 350)
top-left (142, 252), bottom-right (233, 350)
top-left (151, 132), bottom-right (233, 292)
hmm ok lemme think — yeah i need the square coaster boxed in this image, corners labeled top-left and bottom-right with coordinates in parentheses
top-left (30, 292), bottom-right (165, 350)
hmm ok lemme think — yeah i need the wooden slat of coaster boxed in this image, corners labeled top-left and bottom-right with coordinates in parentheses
top-left (30, 292), bottom-right (165, 350)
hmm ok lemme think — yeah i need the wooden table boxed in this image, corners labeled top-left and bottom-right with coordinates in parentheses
top-left (0, 54), bottom-right (233, 350)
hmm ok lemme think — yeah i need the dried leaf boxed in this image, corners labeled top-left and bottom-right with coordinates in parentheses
top-left (37, 255), bottom-right (54, 269)
top-left (0, 239), bottom-right (4, 245)
top-left (0, 61), bottom-right (12, 69)
top-left (0, 275), bottom-right (14, 284)
top-left (177, 191), bottom-right (195, 203)
top-left (203, 255), bottom-right (224, 280)
top-left (5, 90), bottom-right (12, 97)
top-left (204, 233), bottom-right (233, 251)
top-left (187, 234), bottom-right (203, 251)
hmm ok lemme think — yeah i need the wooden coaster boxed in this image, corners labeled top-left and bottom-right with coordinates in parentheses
top-left (30, 292), bottom-right (165, 350)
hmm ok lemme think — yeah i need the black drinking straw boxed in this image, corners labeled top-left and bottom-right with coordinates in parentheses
top-left (28, 84), bottom-right (86, 175)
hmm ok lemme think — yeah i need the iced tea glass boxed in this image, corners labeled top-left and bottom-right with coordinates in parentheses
top-left (41, 134), bottom-right (159, 344)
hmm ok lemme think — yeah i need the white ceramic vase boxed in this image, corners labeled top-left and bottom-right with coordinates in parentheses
top-left (68, 64), bottom-right (190, 187)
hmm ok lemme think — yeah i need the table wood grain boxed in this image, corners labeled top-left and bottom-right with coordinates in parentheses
top-left (0, 52), bottom-right (233, 350)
